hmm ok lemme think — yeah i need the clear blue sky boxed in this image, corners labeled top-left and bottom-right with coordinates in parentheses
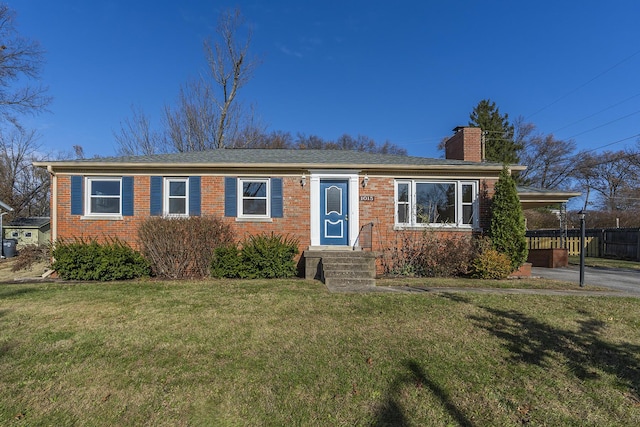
top-left (11, 0), bottom-right (640, 159)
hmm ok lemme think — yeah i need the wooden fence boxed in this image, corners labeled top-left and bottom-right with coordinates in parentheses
top-left (526, 228), bottom-right (640, 260)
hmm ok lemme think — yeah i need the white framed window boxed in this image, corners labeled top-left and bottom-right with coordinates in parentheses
top-left (395, 180), bottom-right (478, 227)
top-left (238, 178), bottom-right (270, 218)
top-left (86, 177), bottom-right (122, 216)
top-left (11, 231), bottom-right (18, 238)
top-left (164, 177), bottom-right (189, 216)
top-left (24, 232), bottom-right (32, 238)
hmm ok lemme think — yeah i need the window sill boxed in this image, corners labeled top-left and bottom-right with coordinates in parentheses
top-left (394, 224), bottom-right (474, 231)
top-left (236, 217), bottom-right (273, 223)
top-left (81, 215), bottom-right (123, 221)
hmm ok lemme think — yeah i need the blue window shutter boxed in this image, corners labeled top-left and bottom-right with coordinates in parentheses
top-left (224, 177), bottom-right (237, 217)
top-left (150, 176), bottom-right (162, 216)
top-left (189, 176), bottom-right (201, 216)
top-left (122, 176), bottom-right (134, 216)
top-left (271, 178), bottom-right (283, 218)
top-left (71, 175), bottom-right (83, 215)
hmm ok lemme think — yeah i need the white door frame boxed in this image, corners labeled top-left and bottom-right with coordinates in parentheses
top-left (309, 170), bottom-right (360, 248)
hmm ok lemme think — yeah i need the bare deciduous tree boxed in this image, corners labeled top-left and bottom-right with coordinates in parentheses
top-left (114, 105), bottom-right (164, 156)
top-left (205, 9), bottom-right (258, 149)
top-left (572, 150), bottom-right (639, 211)
top-left (0, 125), bottom-right (50, 216)
top-left (0, 4), bottom-right (51, 120)
top-left (115, 8), bottom-right (259, 154)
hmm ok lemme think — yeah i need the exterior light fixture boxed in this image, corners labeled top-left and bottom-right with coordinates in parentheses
top-left (301, 174), bottom-right (306, 187)
top-left (362, 174), bottom-right (369, 188)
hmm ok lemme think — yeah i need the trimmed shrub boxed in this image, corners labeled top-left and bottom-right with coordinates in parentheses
top-left (52, 238), bottom-right (150, 281)
top-left (138, 216), bottom-right (235, 279)
top-left (211, 233), bottom-right (299, 279)
top-left (210, 245), bottom-right (242, 278)
top-left (470, 247), bottom-right (513, 279)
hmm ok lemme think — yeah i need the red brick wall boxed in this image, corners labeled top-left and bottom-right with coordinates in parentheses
top-left (56, 175), bottom-right (151, 249)
top-left (55, 175), bottom-right (311, 256)
top-left (54, 173), bottom-right (494, 269)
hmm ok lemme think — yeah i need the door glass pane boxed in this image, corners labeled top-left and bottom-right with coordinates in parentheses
top-left (326, 186), bottom-right (342, 215)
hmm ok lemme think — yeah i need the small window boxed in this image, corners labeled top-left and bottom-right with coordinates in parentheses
top-left (24, 232), bottom-right (32, 238)
top-left (11, 231), bottom-right (18, 238)
top-left (164, 177), bottom-right (189, 216)
top-left (396, 182), bottom-right (410, 224)
top-left (238, 178), bottom-right (270, 217)
top-left (86, 177), bottom-right (122, 215)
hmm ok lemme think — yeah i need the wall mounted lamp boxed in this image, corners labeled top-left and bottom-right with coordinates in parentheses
top-left (362, 174), bottom-right (369, 188)
top-left (301, 174), bottom-right (306, 187)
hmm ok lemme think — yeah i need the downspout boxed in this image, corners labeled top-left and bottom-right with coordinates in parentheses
top-left (48, 165), bottom-right (57, 245)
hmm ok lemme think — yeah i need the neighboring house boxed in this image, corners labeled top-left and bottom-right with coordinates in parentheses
top-left (3, 217), bottom-right (51, 247)
top-left (33, 127), bottom-right (577, 280)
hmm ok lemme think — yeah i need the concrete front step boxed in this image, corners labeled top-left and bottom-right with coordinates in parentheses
top-left (324, 277), bottom-right (376, 288)
top-left (303, 249), bottom-right (378, 291)
top-left (323, 269), bottom-right (376, 279)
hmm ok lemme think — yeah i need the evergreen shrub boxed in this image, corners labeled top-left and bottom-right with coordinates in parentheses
top-left (211, 233), bottom-right (299, 279)
top-left (52, 238), bottom-right (150, 281)
top-left (490, 167), bottom-right (528, 270)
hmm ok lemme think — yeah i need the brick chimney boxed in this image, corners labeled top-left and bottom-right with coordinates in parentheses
top-left (444, 126), bottom-right (483, 162)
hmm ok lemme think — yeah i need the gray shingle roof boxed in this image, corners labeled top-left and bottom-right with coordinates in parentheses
top-left (6, 217), bottom-right (50, 228)
top-left (66, 149), bottom-right (502, 167)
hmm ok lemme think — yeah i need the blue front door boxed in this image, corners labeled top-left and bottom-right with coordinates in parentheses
top-left (320, 180), bottom-right (349, 245)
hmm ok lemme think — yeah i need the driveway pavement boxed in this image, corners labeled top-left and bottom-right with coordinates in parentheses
top-left (532, 265), bottom-right (640, 296)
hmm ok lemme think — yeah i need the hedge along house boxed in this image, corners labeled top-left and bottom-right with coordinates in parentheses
top-left (35, 127), bottom-right (533, 285)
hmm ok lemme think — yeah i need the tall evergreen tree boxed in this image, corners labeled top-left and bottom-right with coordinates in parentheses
top-left (469, 99), bottom-right (521, 164)
top-left (489, 167), bottom-right (528, 270)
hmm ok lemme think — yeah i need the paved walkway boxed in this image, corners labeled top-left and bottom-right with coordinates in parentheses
top-left (326, 266), bottom-right (640, 297)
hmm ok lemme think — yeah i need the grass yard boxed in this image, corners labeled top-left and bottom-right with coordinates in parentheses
top-left (1, 279), bottom-right (640, 426)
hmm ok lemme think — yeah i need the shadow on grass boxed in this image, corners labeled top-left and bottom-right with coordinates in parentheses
top-left (469, 305), bottom-right (640, 400)
top-left (0, 285), bottom-right (39, 298)
top-left (373, 359), bottom-right (474, 427)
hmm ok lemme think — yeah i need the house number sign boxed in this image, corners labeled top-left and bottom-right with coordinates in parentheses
top-left (360, 195), bottom-right (374, 201)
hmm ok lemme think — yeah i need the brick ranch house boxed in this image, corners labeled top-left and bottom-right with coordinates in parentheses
top-left (34, 127), bottom-right (576, 284)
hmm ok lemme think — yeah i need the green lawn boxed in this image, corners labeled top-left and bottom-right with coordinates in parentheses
top-left (1, 279), bottom-right (640, 426)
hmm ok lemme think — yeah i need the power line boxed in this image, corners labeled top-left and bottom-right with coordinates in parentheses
top-left (525, 48), bottom-right (640, 120)
top-left (551, 92), bottom-right (640, 134)
top-left (581, 133), bottom-right (640, 155)
top-left (564, 109), bottom-right (640, 140)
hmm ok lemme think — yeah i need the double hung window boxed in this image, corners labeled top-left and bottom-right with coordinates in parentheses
top-left (395, 180), bottom-right (478, 227)
top-left (239, 178), bottom-right (270, 217)
top-left (164, 177), bottom-right (189, 216)
top-left (87, 178), bottom-right (121, 215)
